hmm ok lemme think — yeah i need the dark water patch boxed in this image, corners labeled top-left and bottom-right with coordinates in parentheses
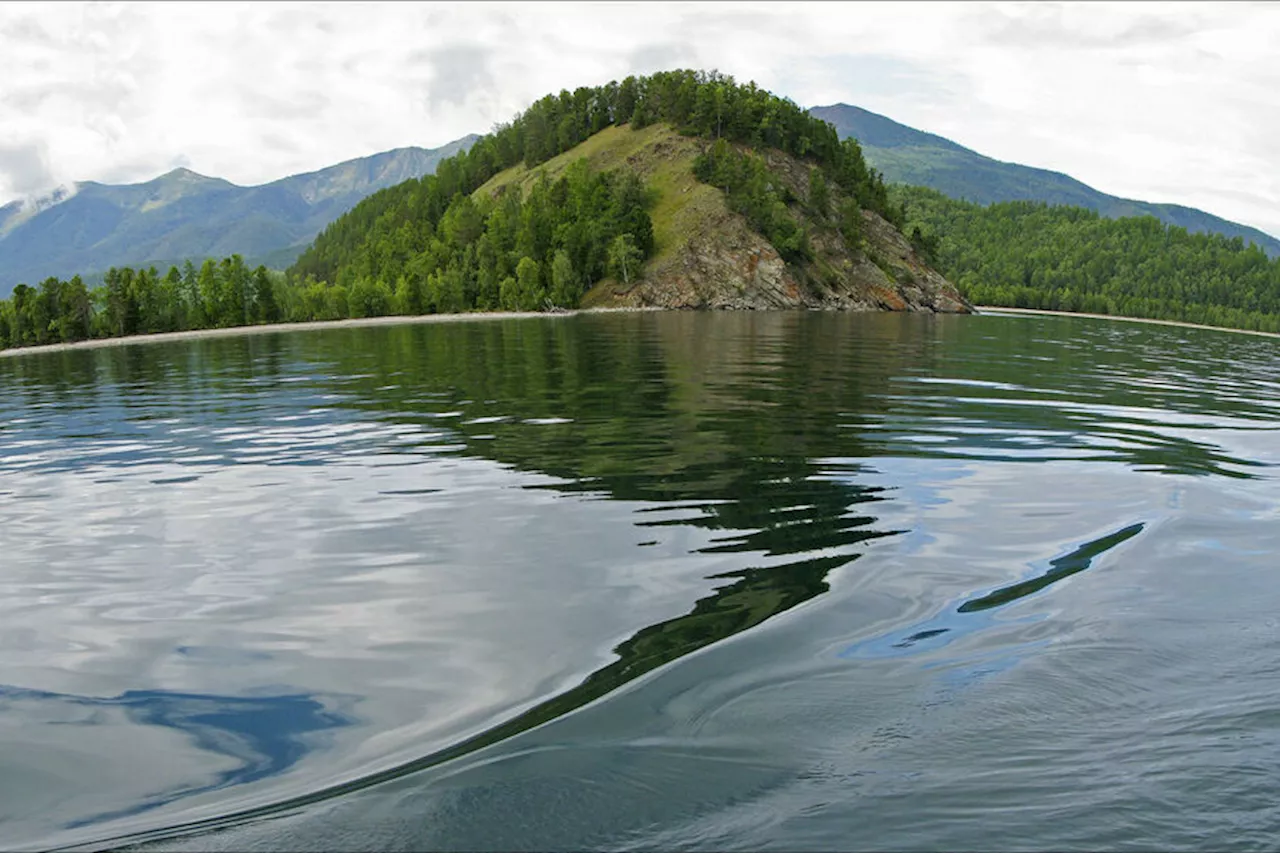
top-left (0, 685), bottom-right (352, 830)
top-left (959, 522), bottom-right (1146, 612)
top-left (842, 521), bottom-right (1148, 661)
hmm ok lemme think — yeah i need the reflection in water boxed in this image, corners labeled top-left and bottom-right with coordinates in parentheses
top-left (844, 520), bottom-right (1148, 660)
top-left (0, 685), bottom-right (351, 828)
top-left (958, 522), bottom-right (1146, 613)
top-left (1, 311), bottom-right (1278, 851)
top-left (49, 315), bottom-right (910, 848)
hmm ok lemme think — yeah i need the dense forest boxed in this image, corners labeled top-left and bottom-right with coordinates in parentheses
top-left (897, 185), bottom-right (1280, 333)
top-left (289, 68), bottom-right (899, 299)
top-left (0, 257), bottom-right (282, 350)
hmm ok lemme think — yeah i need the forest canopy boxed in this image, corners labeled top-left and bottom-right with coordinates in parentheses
top-left (896, 185), bottom-right (1280, 334)
top-left (288, 68), bottom-right (899, 297)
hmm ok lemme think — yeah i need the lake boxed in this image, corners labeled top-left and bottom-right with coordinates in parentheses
top-left (2, 310), bottom-right (1279, 851)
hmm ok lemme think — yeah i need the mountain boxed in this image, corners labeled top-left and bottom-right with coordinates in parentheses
top-left (485, 124), bottom-right (966, 313)
top-left (809, 104), bottom-right (1280, 257)
top-left (0, 136), bottom-right (479, 295)
top-left (295, 69), bottom-right (969, 316)
top-left (1, 70), bottom-right (971, 353)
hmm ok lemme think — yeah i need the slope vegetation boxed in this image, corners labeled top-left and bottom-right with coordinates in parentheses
top-left (898, 184), bottom-right (1280, 333)
top-left (476, 123), bottom-right (965, 311)
top-left (0, 71), bottom-right (972, 353)
top-left (293, 70), bottom-right (968, 316)
top-left (811, 104), bottom-right (1280, 257)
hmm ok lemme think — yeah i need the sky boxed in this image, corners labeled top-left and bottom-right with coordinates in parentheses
top-left (1, 0), bottom-right (1278, 237)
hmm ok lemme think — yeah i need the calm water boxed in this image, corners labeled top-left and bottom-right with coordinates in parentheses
top-left (2, 311), bottom-right (1279, 851)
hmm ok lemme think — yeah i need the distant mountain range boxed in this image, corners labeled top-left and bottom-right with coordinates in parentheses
top-left (3, 99), bottom-right (1274, 299)
top-left (809, 104), bottom-right (1280, 257)
top-left (0, 135), bottom-right (479, 295)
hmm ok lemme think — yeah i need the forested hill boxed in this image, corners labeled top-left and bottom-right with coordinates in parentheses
top-left (0, 135), bottom-right (479, 296)
top-left (290, 69), bottom-right (967, 315)
top-left (0, 70), bottom-right (969, 353)
top-left (897, 185), bottom-right (1280, 333)
top-left (809, 104), bottom-right (1280, 258)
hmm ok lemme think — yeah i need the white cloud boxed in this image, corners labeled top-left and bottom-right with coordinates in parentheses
top-left (0, 1), bottom-right (1278, 236)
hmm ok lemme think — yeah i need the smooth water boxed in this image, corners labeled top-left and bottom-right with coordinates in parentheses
top-left (2, 311), bottom-right (1278, 851)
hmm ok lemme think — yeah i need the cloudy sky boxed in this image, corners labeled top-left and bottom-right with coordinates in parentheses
top-left (2, 1), bottom-right (1278, 236)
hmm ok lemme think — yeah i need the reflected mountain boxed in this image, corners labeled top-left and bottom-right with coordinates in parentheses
top-left (1, 310), bottom-right (1262, 849)
top-left (71, 314), bottom-right (912, 848)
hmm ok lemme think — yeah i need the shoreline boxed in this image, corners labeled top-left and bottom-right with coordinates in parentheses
top-left (2, 304), bottom-right (1277, 359)
top-left (0, 307), bottom-right (663, 359)
top-left (973, 305), bottom-right (1280, 340)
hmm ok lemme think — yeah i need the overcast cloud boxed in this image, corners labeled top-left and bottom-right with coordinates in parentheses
top-left (1, 1), bottom-right (1277, 236)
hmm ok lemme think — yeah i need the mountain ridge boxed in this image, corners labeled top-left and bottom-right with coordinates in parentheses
top-left (0, 136), bottom-right (480, 295)
top-left (809, 104), bottom-right (1280, 257)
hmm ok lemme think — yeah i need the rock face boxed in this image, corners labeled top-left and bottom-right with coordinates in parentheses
top-left (612, 205), bottom-right (968, 313)
top-left (582, 129), bottom-right (971, 314)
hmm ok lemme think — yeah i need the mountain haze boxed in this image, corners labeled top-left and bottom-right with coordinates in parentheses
top-left (0, 135), bottom-right (479, 295)
top-left (810, 104), bottom-right (1280, 257)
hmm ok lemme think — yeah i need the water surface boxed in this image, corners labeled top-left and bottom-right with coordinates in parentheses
top-left (1, 311), bottom-right (1278, 851)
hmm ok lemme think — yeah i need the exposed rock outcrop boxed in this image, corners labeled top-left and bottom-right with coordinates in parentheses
top-left (479, 123), bottom-right (970, 314)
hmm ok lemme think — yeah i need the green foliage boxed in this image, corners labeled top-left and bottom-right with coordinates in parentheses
top-left (812, 104), bottom-right (1280, 258)
top-left (514, 256), bottom-right (545, 310)
top-left (908, 225), bottom-right (939, 265)
top-left (896, 185), bottom-right (1280, 333)
top-left (808, 168), bottom-right (830, 219)
top-left (0, 255), bottom-right (291, 351)
top-left (296, 159), bottom-right (653, 317)
top-left (292, 69), bottom-right (895, 289)
top-left (838, 200), bottom-right (865, 255)
top-left (550, 250), bottom-right (578, 305)
top-left (692, 140), bottom-right (812, 263)
top-left (607, 234), bottom-right (644, 285)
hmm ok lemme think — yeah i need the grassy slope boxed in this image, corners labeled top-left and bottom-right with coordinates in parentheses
top-left (472, 122), bottom-right (966, 313)
top-left (473, 123), bottom-right (729, 301)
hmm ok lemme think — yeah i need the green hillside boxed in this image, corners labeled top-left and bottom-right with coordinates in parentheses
top-left (0, 70), bottom-right (972, 352)
top-left (896, 184), bottom-right (1280, 333)
top-left (810, 104), bottom-right (1280, 257)
top-left (288, 69), bottom-right (955, 316)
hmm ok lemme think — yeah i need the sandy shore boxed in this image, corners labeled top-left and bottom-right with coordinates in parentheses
top-left (974, 305), bottom-right (1280, 340)
top-left (3, 304), bottom-right (1275, 359)
top-left (0, 307), bottom-right (664, 359)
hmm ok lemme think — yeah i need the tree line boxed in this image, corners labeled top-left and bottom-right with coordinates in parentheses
top-left (896, 185), bottom-right (1280, 334)
top-left (0, 161), bottom-right (655, 350)
top-left (0, 256), bottom-right (282, 350)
